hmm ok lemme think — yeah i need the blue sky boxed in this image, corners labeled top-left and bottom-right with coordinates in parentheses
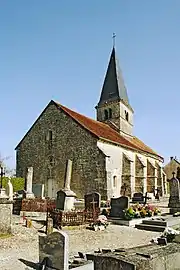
top-left (1, 1), bottom-right (180, 169)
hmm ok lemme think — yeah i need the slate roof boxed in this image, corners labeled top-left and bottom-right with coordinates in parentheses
top-left (54, 101), bottom-right (163, 160)
top-left (98, 47), bottom-right (130, 107)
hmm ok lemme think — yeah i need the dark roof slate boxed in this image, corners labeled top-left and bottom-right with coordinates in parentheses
top-left (98, 47), bottom-right (129, 106)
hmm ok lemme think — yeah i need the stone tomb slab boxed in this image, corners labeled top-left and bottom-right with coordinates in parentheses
top-left (39, 231), bottom-right (69, 270)
top-left (109, 196), bottom-right (129, 218)
top-left (89, 243), bottom-right (180, 270)
top-left (108, 216), bottom-right (152, 227)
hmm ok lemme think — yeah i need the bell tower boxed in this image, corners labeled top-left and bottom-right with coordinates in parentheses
top-left (96, 39), bottom-right (134, 138)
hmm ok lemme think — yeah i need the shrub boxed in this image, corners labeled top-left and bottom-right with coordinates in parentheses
top-left (1, 177), bottom-right (25, 192)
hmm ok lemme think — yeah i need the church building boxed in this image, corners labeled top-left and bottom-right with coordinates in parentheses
top-left (15, 45), bottom-right (167, 200)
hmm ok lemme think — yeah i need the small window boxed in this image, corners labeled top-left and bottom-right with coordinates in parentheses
top-left (125, 111), bottom-right (129, 121)
top-left (109, 108), bottom-right (112, 118)
top-left (49, 156), bottom-right (55, 166)
top-left (113, 176), bottom-right (117, 187)
top-left (104, 109), bottom-right (108, 120)
top-left (46, 130), bottom-right (53, 141)
top-left (46, 130), bottom-right (53, 149)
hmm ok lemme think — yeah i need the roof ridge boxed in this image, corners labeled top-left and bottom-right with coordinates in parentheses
top-left (54, 100), bottom-right (115, 128)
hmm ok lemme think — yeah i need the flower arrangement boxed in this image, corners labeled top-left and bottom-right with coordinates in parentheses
top-left (162, 227), bottom-right (180, 242)
top-left (123, 203), bottom-right (161, 220)
top-left (90, 215), bottom-right (109, 231)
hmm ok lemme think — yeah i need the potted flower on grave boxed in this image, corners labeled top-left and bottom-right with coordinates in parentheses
top-left (154, 207), bottom-right (161, 216)
top-left (90, 215), bottom-right (109, 231)
top-left (139, 208), bottom-right (147, 218)
top-left (123, 207), bottom-right (135, 220)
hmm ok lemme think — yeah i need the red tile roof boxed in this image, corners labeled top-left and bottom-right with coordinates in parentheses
top-left (54, 101), bottom-right (163, 160)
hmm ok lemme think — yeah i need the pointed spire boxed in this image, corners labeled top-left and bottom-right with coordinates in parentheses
top-left (112, 33), bottom-right (116, 48)
top-left (98, 46), bottom-right (129, 106)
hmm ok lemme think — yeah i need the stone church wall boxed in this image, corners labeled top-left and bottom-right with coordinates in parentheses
top-left (16, 103), bottom-right (107, 199)
top-left (135, 155), bottom-right (144, 193)
top-left (97, 140), bottom-right (164, 199)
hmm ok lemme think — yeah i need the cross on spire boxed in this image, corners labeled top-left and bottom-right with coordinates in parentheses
top-left (112, 33), bottom-right (116, 47)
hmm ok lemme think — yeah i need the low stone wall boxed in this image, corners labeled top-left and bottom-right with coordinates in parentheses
top-left (0, 199), bottom-right (13, 234)
top-left (21, 198), bottom-right (56, 212)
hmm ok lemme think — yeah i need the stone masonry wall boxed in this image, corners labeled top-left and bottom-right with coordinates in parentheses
top-left (16, 102), bottom-right (107, 199)
top-left (96, 100), bottom-right (133, 136)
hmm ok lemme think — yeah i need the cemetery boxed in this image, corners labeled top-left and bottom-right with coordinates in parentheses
top-left (1, 163), bottom-right (180, 269)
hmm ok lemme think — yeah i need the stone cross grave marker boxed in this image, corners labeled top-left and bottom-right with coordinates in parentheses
top-left (7, 179), bottom-right (13, 201)
top-left (56, 159), bottom-right (76, 211)
top-left (64, 159), bottom-right (72, 190)
top-left (168, 172), bottom-right (180, 209)
top-left (84, 192), bottom-right (101, 211)
top-left (39, 231), bottom-right (69, 270)
top-left (109, 196), bottom-right (129, 218)
top-left (25, 167), bottom-right (35, 198)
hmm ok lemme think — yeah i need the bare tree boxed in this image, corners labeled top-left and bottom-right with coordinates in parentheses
top-left (0, 154), bottom-right (15, 177)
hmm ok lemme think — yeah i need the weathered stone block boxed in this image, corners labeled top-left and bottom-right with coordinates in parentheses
top-left (0, 199), bottom-right (13, 234)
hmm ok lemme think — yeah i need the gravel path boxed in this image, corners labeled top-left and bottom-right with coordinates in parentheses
top-left (0, 215), bottom-right (161, 270)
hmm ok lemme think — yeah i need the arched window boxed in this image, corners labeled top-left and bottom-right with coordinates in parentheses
top-left (109, 108), bottom-right (112, 118)
top-left (113, 176), bottom-right (117, 187)
top-left (104, 109), bottom-right (108, 120)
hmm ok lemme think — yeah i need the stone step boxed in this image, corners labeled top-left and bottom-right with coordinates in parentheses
top-left (142, 219), bottom-right (167, 227)
top-left (135, 224), bottom-right (166, 232)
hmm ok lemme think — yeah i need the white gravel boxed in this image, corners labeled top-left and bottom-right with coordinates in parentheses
top-left (0, 215), bottom-right (161, 270)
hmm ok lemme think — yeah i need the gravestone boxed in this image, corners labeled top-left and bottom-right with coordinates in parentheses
top-left (39, 231), bottom-right (69, 270)
top-left (56, 159), bottom-right (76, 211)
top-left (56, 190), bottom-right (66, 210)
top-left (84, 192), bottom-right (101, 211)
top-left (32, 183), bottom-right (45, 198)
top-left (109, 196), bottom-right (129, 218)
top-left (25, 167), bottom-right (35, 198)
top-left (132, 192), bottom-right (144, 203)
top-left (168, 172), bottom-right (180, 213)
